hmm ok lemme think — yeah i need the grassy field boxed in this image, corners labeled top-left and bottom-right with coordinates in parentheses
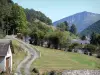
top-left (12, 40), bottom-right (27, 72)
top-left (31, 46), bottom-right (100, 73)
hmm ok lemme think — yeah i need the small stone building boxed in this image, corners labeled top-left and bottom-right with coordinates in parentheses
top-left (0, 39), bottom-right (13, 73)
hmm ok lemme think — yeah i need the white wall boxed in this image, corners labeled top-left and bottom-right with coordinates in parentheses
top-left (5, 45), bottom-right (12, 71)
top-left (0, 45), bottom-right (12, 72)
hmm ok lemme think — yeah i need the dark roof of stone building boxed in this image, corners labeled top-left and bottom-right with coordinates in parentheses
top-left (0, 39), bottom-right (11, 56)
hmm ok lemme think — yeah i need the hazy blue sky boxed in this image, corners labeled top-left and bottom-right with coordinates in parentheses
top-left (12, 0), bottom-right (100, 22)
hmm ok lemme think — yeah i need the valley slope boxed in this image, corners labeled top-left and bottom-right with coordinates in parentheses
top-left (80, 20), bottom-right (100, 36)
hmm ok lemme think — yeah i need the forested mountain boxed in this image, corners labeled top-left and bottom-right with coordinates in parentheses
top-left (0, 0), bottom-right (52, 36)
top-left (24, 9), bottom-right (52, 25)
top-left (80, 20), bottom-right (100, 36)
top-left (0, 0), bottom-right (78, 50)
top-left (53, 11), bottom-right (100, 32)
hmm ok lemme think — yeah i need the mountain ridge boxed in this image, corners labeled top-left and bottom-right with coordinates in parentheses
top-left (53, 11), bottom-right (99, 22)
top-left (53, 11), bottom-right (100, 32)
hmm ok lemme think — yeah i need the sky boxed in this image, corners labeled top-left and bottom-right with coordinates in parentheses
top-left (12, 0), bottom-right (100, 22)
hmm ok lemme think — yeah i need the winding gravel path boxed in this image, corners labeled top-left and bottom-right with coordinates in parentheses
top-left (6, 35), bottom-right (39, 75)
top-left (15, 38), bottom-right (39, 75)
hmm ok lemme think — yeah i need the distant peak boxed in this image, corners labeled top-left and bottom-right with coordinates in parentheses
top-left (81, 11), bottom-right (95, 15)
top-left (81, 11), bottom-right (96, 14)
top-left (83, 11), bottom-right (88, 13)
top-left (81, 11), bottom-right (90, 13)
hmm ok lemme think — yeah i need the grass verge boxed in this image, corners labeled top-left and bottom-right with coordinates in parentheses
top-left (12, 40), bottom-right (27, 73)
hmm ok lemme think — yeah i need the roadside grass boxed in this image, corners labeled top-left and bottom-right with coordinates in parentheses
top-left (21, 68), bottom-right (25, 75)
top-left (31, 46), bottom-right (100, 74)
top-left (12, 40), bottom-right (27, 73)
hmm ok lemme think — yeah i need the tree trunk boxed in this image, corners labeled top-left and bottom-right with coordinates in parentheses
top-left (13, 29), bottom-right (15, 35)
top-left (6, 29), bottom-right (8, 35)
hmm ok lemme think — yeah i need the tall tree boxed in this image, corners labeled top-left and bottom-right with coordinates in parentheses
top-left (90, 32), bottom-right (97, 45)
top-left (11, 3), bottom-right (28, 34)
top-left (0, 0), bottom-right (13, 34)
top-left (70, 24), bottom-right (77, 34)
top-left (81, 35), bottom-right (86, 40)
top-left (57, 21), bottom-right (69, 31)
top-left (64, 21), bottom-right (69, 31)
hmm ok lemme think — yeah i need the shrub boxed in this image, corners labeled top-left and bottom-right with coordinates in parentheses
top-left (97, 53), bottom-right (100, 58)
top-left (16, 33), bottom-right (23, 39)
top-left (32, 68), bottom-right (39, 74)
top-left (84, 44), bottom-right (97, 53)
top-left (68, 43), bottom-right (82, 52)
top-left (49, 71), bottom-right (56, 75)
